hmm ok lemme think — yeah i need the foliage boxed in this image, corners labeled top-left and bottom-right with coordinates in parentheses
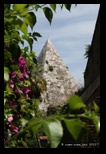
top-left (84, 44), bottom-right (91, 58)
top-left (4, 4), bottom-right (100, 148)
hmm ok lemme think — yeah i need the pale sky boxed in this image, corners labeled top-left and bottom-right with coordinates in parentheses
top-left (26, 4), bottom-right (100, 87)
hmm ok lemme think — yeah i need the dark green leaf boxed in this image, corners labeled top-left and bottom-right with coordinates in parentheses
top-left (43, 7), bottom-right (53, 24)
top-left (33, 32), bottom-right (42, 37)
top-left (22, 35), bottom-right (33, 51)
top-left (64, 4), bottom-right (72, 11)
top-left (24, 46), bottom-right (29, 52)
top-left (64, 118), bottom-right (86, 140)
top-left (50, 4), bottom-right (56, 12)
top-left (24, 12), bottom-right (36, 29)
top-left (13, 4), bottom-right (28, 11)
top-left (34, 4), bottom-right (41, 11)
top-left (4, 4), bottom-right (10, 10)
top-left (28, 118), bottom-right (43, 136)
top-left (43, 119), bottom-right (63, 148)
top-left (67, 95), bottom-right (86, 111)
top-left (33, 37), bottom-right (37, 41)
top-left (10, 44), bottom-right (21, 61)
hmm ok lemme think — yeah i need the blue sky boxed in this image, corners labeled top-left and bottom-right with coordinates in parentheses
top-left (28, 4), bottom-right (100, 87)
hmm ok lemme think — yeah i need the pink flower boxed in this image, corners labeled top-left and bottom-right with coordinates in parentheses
top-left (15, 89), bottom-right (20, 97)
top-left (21, 87), bottom-right (31, 95)
top-left (9, 124), bottom-right (19, 134)
top-left (18, 74), bottom-right (25, 80)
top-left (17, 56), bottom-right (28, 78)
top-left (10, 80), bottom-right (14, 89)
top-left (11, 71), bottom-right (16, 79)
top-left (18, 56), bottom-right (27, 65)
top-left (21, 146), bottom-right (26, 148)
top-left (8, 116), bottom-right (13, 123)
top-left (8, 101), bottom-right (17, 108)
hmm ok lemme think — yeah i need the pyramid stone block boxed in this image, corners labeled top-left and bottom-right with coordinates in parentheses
top-left (37, 39), bottom-right (79, 112)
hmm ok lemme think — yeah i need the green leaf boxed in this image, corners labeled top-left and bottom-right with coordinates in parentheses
top-left (24, 46), bottom-right (29, 52)
top-left (20, 22), bottom-right (28, 35)
top-left (20, 118), bottom-right (28, 128)
top-left (33, 32), bottom-right (42, 37)
top-left (10, 17), bottom-right (27, 35)
top-left (64, 4), bottom-right (72, 11)
top-left (43, 7), bottom-right (53, 24)
top-left (21, 139), bottom-right (28, 148)
top-left (19, 8), bottom-right (28, 17)
top-left (43, 119), bottom-right (63, 148)
top-left (6, 84), bottom-right (13, 95)
top-left (28, 118), bottom-right (42, 136)
top-left (50, 4), bottom-right (56, 12)
top-left (24, 12), bottom-right (36, 29)
top-left (67, 95), bottom-right (86, 111)
top-left (13, 4), bottom-right (28, 11)
top-left (64, 119), bottom-right (85, 140)
top-left (90, 112), bottom-right (100, 134)
top-left (22, 35), bottom-right (33, 51)
top-left (93, 102), bottom-right (99, 113)
top-left (4, 67), bottom-right (9, 81)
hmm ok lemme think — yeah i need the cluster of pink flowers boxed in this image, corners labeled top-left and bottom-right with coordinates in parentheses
top-left (17, 56), bottom-right (28, 78)
top-left (7, 116), bottom-right (19, 134)
top-left (9, 124), bottom-right (19, 134)
top-left (7, 56), bottom-right (31, 139)
top-left (8, 101), bottom-right (17, 108)
top-left (10, 56), bottom-right (31, 96)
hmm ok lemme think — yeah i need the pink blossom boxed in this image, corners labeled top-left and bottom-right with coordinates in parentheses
top-left (10, 80), bottom-right (14, 89)
top-left (8, 101), bottom-right (17, 108)
top-left (21, 87), bottom-right (31, 95)
top-left (11, 71), bottom-right (16, 79)
top-left (15, 89), bottom-right (20, 97)
top-left (18, 56), bottom-right (27, 65)
top-left (17, 56), bottom-right (28, 78)
top-left (9, 124), bottom-right (19, 134)
top-left (18, 74), bottom-right (24, 80)
top-left (8, 116), bottom-right (13, 123)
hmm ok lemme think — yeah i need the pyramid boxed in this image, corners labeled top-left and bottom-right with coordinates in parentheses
top-left (37, 39), bottom-right (79, 112)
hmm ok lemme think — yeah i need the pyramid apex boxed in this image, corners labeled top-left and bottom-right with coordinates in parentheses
top-left (46, 38), bottom-right (52, 44)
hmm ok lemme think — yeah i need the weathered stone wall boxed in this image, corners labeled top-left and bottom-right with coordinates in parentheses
top-left (37, 39), bottom-right (79, 112)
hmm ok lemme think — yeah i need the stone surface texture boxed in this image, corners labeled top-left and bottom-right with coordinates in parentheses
top-left (37, 39), bottom-right (79, 112)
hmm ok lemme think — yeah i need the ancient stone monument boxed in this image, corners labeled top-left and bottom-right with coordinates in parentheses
top-left (37, 39), bottom-right (79, 112)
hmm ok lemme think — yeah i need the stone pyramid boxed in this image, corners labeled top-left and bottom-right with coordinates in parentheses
top-left (37, 39), bottom-right (79, 112)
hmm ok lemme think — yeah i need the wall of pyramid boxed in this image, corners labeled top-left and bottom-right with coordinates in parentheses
top-left (37, 39), bottom-right (79, 112)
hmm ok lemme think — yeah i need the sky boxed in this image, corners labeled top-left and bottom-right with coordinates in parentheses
top-left (28, 4), bottom-right (100, 87)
